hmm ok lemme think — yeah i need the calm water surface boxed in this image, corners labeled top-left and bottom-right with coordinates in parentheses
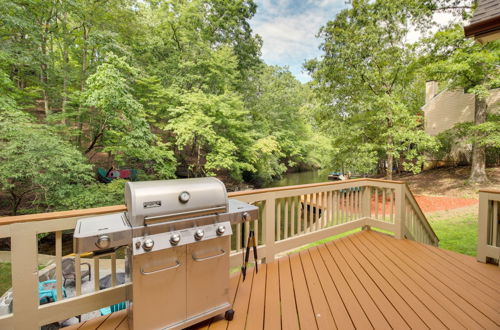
top-left (265, 169), bottom-right (333, 188)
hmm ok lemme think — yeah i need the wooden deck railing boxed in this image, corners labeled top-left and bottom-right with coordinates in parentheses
top-left (0, 178), bottom-right (437, 329)
top-left (477, 189), bottom-right (500, 264)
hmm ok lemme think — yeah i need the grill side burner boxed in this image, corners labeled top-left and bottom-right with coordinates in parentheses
top-left (73, 178), bottom-right (258, 330)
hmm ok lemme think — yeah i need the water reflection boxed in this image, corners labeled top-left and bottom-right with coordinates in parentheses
top-left (265, 169), bottom-right (333, 188)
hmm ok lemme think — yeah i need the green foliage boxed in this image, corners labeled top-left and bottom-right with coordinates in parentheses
top-left (452, 114), bottom-right (500, 149)
top-left (247, 136), bottom-right (286, 185)
top-left (46, 180), bottom-right (126, 211)
top-left (423, 26), bottom-right (500, 97)
top-left (82, 53), bottom-right (177, 178)
top-left (423, 26), bottom-right (499, 182)
top-left (245, 66), bottom-right (312, 169)
top-left (0, 108), bottom-right (94, 214)
top-left (306, 0), bottom-right (438, 176)
top-left (433, 115), bottom-right (500, 164)
top-left (164, 89), bottom-right (253, 179)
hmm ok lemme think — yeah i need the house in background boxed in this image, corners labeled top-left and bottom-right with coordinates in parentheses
top-left (422, 81), bottom-right (500, 137)
top-left (420, 0), bottom-right (500, 169)
top-left (422, 81), bottom-right (499, 167)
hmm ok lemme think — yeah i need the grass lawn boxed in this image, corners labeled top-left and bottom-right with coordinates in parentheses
top-left (429, 213), bottom-right (477, 257)
top-left (0, 262), bottom-right (52, 296)
top-left (290, 228), bottom-right (362, 253)
top-left (0, 263), bottom-right (11, 296)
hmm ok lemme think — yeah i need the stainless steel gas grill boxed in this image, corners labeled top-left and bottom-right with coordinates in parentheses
top-left (73, 177), bottom-right (258, 329)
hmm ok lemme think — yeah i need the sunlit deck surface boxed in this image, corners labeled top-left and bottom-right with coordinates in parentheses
top-left (64, 230), bottom-right (500, 330)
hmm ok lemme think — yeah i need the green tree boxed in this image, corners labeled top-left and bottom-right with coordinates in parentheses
top-left (306, 0), bottom-right (437, 178)
top-left (82, 53), bottom-right (176, 178)
top-left (424, 25), bottom-right (500, 184)
top-left (245, 66), bottom-right (312, 168)
top-left (0, 108), bottom-right (93, 215)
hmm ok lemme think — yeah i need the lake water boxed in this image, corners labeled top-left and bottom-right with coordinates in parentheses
top-left (265, 169), bottom-right (333, 188)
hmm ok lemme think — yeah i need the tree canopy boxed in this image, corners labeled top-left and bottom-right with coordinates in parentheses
top-left (0, 0), bottom-right (315, 214)
top-left (305, 0), bottom-right (439, 178)
top-left (0, 0), bottom-right (494, 215)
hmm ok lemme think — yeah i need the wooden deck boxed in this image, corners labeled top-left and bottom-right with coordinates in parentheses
top-left (63, 230), bottom-right (500, 330)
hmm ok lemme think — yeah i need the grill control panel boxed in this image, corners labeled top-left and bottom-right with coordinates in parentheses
top-left (132, 221), bottom-right (232, 255)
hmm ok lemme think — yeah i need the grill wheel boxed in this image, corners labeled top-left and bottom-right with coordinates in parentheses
top-left (225, 309), bottom-right (235, 321)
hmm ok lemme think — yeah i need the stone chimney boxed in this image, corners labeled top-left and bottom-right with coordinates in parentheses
top-left (425, 81), bottom-right (438, 104)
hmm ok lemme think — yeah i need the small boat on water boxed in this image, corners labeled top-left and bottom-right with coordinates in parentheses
top-left (328, 172), bottom-right (348, 181)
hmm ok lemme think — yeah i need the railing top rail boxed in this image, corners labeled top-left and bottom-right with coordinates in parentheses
top-left (0, 205), bottom-right (127, 226)
top-left (0, 178), bottom-right (404, 226)
top-left (479, 189), bottom-right (500, 194)
top-left (229, 178), bottom-right (404, 197)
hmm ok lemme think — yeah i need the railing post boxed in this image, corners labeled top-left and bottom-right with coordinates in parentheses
top-left (394, 184), bottom-right (405, 239)
top-left (477, 191), bottom-right (489, 263)
top-left (264, 194), bottom-right (276, 263)
top-left (361, 185), bottom-right (371, 219)
top-left (11, 223), bottom-right (39, 329)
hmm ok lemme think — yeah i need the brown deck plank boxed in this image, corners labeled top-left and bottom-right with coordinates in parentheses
top-left (397, 235), bottom-right (500, 313)
top-left (278, 257), bottom-right (300, 330)
top-left (325, 241), bottom-right (391, 329)
top-left (63, 230), bottom-right (500, 330)
top-left (421, 240), bottom-right (500, 293)
top-left (78, 314), bottom-right (110, 330)
top-left (299, 250), bottom-right (336, 330)
top-left (62, 323), bottom-right (83, 330)
top-left (366, 231), bottom-right (484, 329)
top-left (114, 316), bottom-right (128, 330)
top-left (348, 234), bottom-right (445, 329)
top-left (335, 237), bottom-right (413, 329)
top-left (209, 273), bottom-right (242, 330)
top-left (264, 260), bottom-right (281, 330)
top-left (97, 310), bottom-right (127, 329)
top-left (373, 232), bottom-right (500, 328)
top-left (246, 264), bottom-right (267, 329)
top-left (316, 244), bottom-right (373, 330)
top-left (289, 253), bottom-right (318, 330)
top-left (401, 238), bottom-right (500, 306)
top-left (307, 246), bottom-right (355, 330)
top-left (354, 233), bottom-right (464, 329)
top-left (226, 269), bottom-right (254, 330)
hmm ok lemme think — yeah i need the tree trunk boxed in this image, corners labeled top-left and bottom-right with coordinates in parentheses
top-left (40, 33), bottom-right (50, 117)
top-left (386, 117), bottom-right (394, 180)
top-left (469, 95), bottom-right (489, 184)
top-left (77, 24), bottom-right (89, 147)
top-left (387, 151), bottom-right (393, 180)
top-left (61, 11), bottom-right (69, 125)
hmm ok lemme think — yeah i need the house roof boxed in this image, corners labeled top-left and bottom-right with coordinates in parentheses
top-left (464, 0), bottom-right (500, 43)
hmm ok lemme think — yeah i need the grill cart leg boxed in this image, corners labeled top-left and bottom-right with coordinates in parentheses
top-left (225, 309), bottom-right (235, 321)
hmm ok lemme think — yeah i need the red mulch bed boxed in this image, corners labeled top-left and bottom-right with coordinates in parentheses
top-left (369, 194), bottom-right (478, 215)
top-left (414, 195), bottom-right (478, 213)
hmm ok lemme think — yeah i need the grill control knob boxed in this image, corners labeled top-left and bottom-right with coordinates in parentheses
top-left (242, 212), bottom-right (251, 222)
top-left (170, 233), bottom-right (181, 246)
top-left (179, 191), bottom-right (190, 203)
top-left (194, 229), bottom-right (204, 241)
top-left (96, 235), bottom-right (111, 249)
top-left (216, 225), bottom-right (226, 236)
top-left (143, 239), bottom-right (154, 251)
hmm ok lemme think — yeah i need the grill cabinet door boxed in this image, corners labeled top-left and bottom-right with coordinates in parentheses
top-left (132, 246), bottom-right (186, 329)
top-left (186, 236), bottom-right (230, 318)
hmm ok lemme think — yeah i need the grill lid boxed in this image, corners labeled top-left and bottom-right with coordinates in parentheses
top-left (125, 177), bottom-right (228, 227)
